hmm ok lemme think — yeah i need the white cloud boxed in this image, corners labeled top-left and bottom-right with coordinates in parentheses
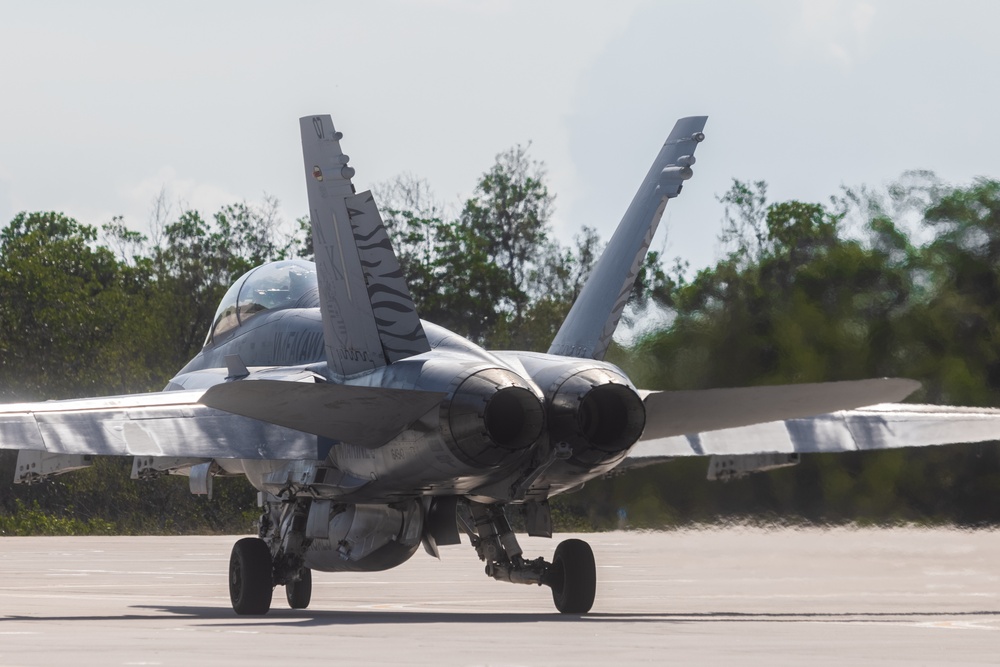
top-left (792, 0), bottom-right (877, 67)
top-left (3, 0), bottom-right (1000, 277)
top-left (851, 1), bottom-right (877, 34)
top-left (114, 165), bottom-right (294, 240)
top-left (121, 166), bottom-right (239, 218)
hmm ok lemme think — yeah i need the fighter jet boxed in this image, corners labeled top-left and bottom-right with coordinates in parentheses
top-left (3, 115), bottom-right (1000, 615)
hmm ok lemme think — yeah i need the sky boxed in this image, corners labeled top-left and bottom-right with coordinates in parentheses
top-left (2, 0), bottom-right (999, 273)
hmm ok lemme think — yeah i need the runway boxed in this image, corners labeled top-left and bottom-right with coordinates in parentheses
top-left (0, 528), bottom-right (997, 666)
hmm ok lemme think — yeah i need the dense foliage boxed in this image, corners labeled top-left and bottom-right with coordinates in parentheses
top-left (578, 174), bottom-right (1000, 528)
top-left (1, 152), bottom-right (999, 533)
top-left (0, 200), bottom-right (294, 534)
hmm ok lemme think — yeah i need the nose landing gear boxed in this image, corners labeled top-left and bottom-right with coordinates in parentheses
top-left (547, 538), bottom-right (597, 614)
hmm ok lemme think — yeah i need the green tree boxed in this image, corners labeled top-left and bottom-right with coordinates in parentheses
top-left (375, 151), bottom-right (576, 350)
top-left (375, 174), bottom-right (451, 324)
top-left (460, 144), bottom-right (555, 333)
top-left (900, 178), bottom-right (1000, 406)
top-left (627, 180), bottom-right (914, 390)
top-left (140, 197), bottom-right (296, 370)
top-left (502, 226), bottom-right (604, 351)
top-left (0, 200), bottom-right (292, 535)
top-left (0, 212), bottom-right (154, 399)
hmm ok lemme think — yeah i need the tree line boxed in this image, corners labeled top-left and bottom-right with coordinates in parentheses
top-left (573, 172), bottom-right (1000, 528)
top-left (1, 146), bottom-right (998, 532)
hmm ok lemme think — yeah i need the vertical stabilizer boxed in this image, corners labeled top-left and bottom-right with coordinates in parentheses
top-left (299, 115), bottom-right (429, 377)
top-left (548, 116), bottom-right (708, 360)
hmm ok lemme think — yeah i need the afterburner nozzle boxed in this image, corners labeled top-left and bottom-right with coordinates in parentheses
top-left (443, 368), bottom-right (545, 468)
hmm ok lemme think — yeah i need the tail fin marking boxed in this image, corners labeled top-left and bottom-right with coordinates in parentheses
top-left (346, 191), bottom-right (430, 362)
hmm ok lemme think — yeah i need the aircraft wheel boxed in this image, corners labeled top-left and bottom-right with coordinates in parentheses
top-left (286, 567), bottom-right (312, 609)
top-left (230, 537), bottom-right (273, 615)
top-left (549, 538), bottom-right (596, 614)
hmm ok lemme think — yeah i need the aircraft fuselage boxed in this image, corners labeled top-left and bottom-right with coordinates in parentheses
top-left (169, 293), bottom-right (642, 506)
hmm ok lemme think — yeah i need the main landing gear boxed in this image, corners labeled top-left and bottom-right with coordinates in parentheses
top-left (463, 502), bottom-right (597, 614)
top-left (285, 566), bottom-right (312, 609)
top-left (229, 500), bottom-right (314, 615)
top-left (227, 499), bottom-right (596, 615)
top-left (228, 537), bottom-right (314, 615)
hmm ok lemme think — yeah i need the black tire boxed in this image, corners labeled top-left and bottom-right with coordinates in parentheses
top-left (230, 537), bottom-right (273, 615)
top-left (286, 567), bottom-right (312, 609)
top-left (549, 538), bottom-right (596, 614)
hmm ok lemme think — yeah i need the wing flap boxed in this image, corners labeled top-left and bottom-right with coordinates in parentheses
top-left (641, 378), bottom-right (920, 440)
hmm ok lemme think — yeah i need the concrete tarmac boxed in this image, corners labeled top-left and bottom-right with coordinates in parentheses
top-left (0, 528), bottom-right (997, 666)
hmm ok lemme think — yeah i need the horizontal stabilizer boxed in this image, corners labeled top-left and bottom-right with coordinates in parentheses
top-left (641, 378), bottom-right (920, 440)
top-left (200, 380), bottom-right (446, 448)
top-left (627, 402), bottom-right (1000, 462)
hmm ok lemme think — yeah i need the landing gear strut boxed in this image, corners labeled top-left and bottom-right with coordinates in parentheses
top-left (463, 502), bottom-right (596, 614)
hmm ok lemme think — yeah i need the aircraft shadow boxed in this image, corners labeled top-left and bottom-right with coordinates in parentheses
top-left (3, 607), bottom-right (997, 626)
top-left (148, 606), bottom-right (1000, 627)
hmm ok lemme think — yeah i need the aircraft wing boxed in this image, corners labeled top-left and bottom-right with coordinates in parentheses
top-left (0, 382), bottom-right (446, 461)
top-left (627, 402), bottom-right (1000, 461)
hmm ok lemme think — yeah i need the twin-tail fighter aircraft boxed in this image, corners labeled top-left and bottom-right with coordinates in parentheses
top-left (3, 115), bottom-right (1000, 615)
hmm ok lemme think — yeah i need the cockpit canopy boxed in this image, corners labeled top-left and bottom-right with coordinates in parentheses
top-left (205, 259), bottom-right (318, 346)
